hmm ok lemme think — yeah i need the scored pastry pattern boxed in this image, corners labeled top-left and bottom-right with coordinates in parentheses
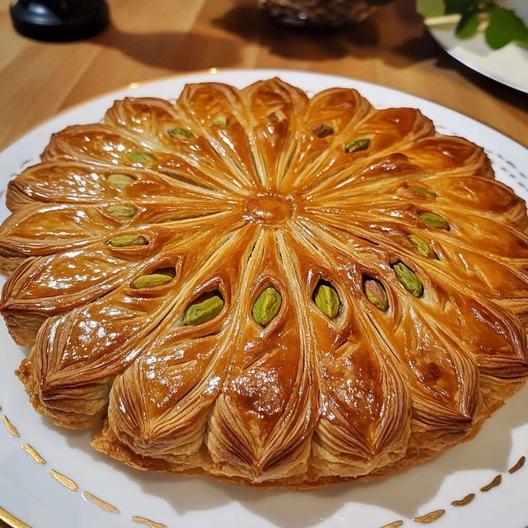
top-left (1, 78), bottom-right (528, 487)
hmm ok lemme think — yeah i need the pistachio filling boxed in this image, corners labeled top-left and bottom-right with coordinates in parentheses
top-left (107, 234), bottom-right (148, 247)
top-left (364, 277), bottom-right (389, 312)
top-left (313, 124), bottom-right (334, 138)
top-left (212, 115), bottom-right (229, 128)
top-left (167, 127), bottom-right (193, 139)
top-left (183, 293), bottom-right (224, 326)
top-left (104, 205), bottom-right (137, 220)
top-left (408, 185), bottom-right (437, 198)
top-left (252, 286), bottom-right (282, 327)
top-left (106, 173), bottom-right (135, 191)
top-left (418, 211), bottom-right (450, 230)
top-left (131, 268), bottom-right (175, 289)
top-left (344, 138), bottom-right (370, 153)
top-left (314, 281), bottom-right (340, 319)
top-left (126, 151), bottom-right (156, 164)
top-left (408, 234), bottom-right (436, 259)
top-left (392, 262), bottom-right (423, 297)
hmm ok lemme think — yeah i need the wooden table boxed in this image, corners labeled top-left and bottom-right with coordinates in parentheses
top-left (0, 1), bottom-right (526, 527)
top-left (0, 0), bottom-right (527, 151)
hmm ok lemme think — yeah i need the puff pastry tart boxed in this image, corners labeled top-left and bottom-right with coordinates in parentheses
top-left (2, 78), bottom-right (528, 488)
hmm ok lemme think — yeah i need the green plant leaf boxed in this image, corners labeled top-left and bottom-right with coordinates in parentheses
top-left (456, 9), bottom-right (479, 38)
top-left (444, 0), bottom-right (473, 15)
top-left (416, 0), bottom-right (445, 18)
top-left (485, 6), bottom-right (528, 49)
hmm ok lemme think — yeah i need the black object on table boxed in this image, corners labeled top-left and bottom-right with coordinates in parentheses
top-left (10, 0), bottom-right (109, 42)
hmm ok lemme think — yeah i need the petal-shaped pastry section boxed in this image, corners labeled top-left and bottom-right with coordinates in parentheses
top-left (6, 161), bottom-right (226, 211)
top-left (286, 230), bottom-right (411, 477)
top-left (401, 136), bottom-right (492, 177)
top-left (177, 83), bottom-right (261, 187)
top-left (295, 219), bottom-right (479, 433)
top-left (240, 78), bottom-right (309, 189)
top-left (0, 225), bottom-right (188, 343)
top-left (18, 252), bottom-right (184, 429)
top-left (437, 211), bottom-right (528, 261)
top-left (2, 212), bottom-right (242, 339)
top-left (424, 175), bottom-right (527, 228)
top-left (0, 204), bottom-right (111, 261)
top-left (316, 168), bottom-right (525, 229)
top-left (105, 227), bottom-right (262, 462)
top-left (0, 201), bottom-right (238, 275)
top-left (42, 125), bottom-right (245, 196)
top-left (306, 153), bottom-right (426, 206)
top-left (206, 231), bottom-right (318, 482)
top-left (104, 97), bottom-right (180, 139)
top-left (106, 96), bottom-right (252, 193)
top-left (432, 241), bottom-right (528, 309)
top-left (43, 124), bottom-right (153, 165)
top-left (280, 87), bottom-right (372, 191)
top-left (438, 287), bottom-right (528, 381)
top-left (300, 108), bottom-right (434, 195)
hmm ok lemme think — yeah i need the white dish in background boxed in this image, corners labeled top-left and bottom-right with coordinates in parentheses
top-left (429, 0), bottom-right (528, 93)
top-left (1, 69), bottom-right (528, 528)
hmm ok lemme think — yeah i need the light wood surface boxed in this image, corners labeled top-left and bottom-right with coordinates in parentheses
top-left (0, 0), bottom-right (526, 527)
top-left (0, 0), bottom-right (527, 151)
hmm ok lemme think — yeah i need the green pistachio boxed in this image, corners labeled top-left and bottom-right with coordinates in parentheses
top-left (183, 294), bottom-right (224, 326)
top-left (408, 234), bottom-right (436, 259)
top-left (364, 278), bottom-right (389, 312)
top-left (212, 115), bottom-right (229, 128)
top-left (106, 173), bottom-right (136, 190)
top-left (314, 283), bottom-right (340, 319)
top-left (313, 124), bottom-right (334, 138)
top-left (107, 234), bottom-right (148, 247)
top-left (131, 271), bottom-right (174, 289)
top-left (167, 127), bottom-right (193, 139)
top-left (408, 185), bottom-right (437, 198)
top-left (252, 287), bottom-right (282, 327)
top-left (104, 205), bottom-right (137, 219)
top-left (126, 151), bottom-right (156, 164)
top-left (344, 138), bottom-right (370, 153)
top-left (418, 211), bottom-right (450, 230)
top-left (392, 262), bottom-right (423, 297)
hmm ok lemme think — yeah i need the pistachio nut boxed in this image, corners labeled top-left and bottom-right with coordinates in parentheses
top-left (364, 278), bottom-right (389, 312)
top-left (314, 282), bottom-right (340, 319)
top-left (104, 205), bottom-right (137, 220)
top-left (418, 211), bottom-right (450, 230)
top-left (252, 286), bottom-right (282, 327)
top-left (108, 234), bottom-right (148, 247)
top-left (408, 185), bottom-right (437, 198)
top-left (313, 124), bottom-right (334, 138)
top-left (212, 115), bottom-right (229, 128)
top-left (392, 262), bottom-right (423, 297)
top-left (344, 138), bottom-right (370, 153)
top-left (408, 234), bottom-right (436, 259)
top-left (183, 294), bottom-right (224, 326)
top-left (131, 270), bottom-right (174, 289)
top-left (106, 173), bottom-right (135, 191)
top-left (167, 127), bottom-right (193, 139)
top-left (126, 151), bottom-right (156, 164)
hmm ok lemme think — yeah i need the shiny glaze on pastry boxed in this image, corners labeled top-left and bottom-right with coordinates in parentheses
top-left (1, 78), bottom-right (528, 487)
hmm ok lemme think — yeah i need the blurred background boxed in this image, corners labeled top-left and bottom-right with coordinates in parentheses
top-left (0, 0), bottom-right (526, 150)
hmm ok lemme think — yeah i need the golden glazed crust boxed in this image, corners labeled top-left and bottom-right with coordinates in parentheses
top-left (2, 78), bottom-right (528, 488)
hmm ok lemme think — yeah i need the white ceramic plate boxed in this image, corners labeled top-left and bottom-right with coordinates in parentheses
top-left (429, 0), bottom-right (528, 93)
top-left (1, 69), bottom-right (528, 528)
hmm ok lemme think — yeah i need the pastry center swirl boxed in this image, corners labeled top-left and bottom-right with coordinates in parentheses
top-left (244, 193), bottom-right (294, 225)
